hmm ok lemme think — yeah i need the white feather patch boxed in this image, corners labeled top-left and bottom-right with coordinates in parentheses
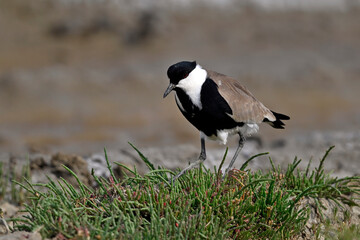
top-left (242, 123), bottom-right (259, 136)
top-left (203, 123), bottom-right (259, 145)
top-left (176, 65), bottom-right (207, 109)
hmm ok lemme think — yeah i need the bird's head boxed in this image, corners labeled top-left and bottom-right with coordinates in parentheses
top-left (163, 61), bottom-right (197, 98)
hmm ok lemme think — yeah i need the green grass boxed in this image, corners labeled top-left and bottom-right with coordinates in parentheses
top-left (0, 161), bottom-right (31, 205)
top-left (9, 146), bottom-right (360, 239)
top-left (321, 223), bottom-right (360, 240)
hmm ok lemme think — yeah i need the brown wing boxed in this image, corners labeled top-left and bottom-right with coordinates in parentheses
top-left (206, 70), bottom-right (276, 123)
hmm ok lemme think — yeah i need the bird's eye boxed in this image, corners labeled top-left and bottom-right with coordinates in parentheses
top-left (183, 73), bottom-right (189, 78)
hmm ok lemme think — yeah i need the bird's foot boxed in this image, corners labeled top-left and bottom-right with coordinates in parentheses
top-left (198, 152), bottom-right (206, 161)
top-left (222, 167), bottom-right (231, 180)
top-left (168, 158), bottom-right (204, 185)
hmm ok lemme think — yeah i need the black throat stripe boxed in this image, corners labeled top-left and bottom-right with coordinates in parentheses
top-left (175, 78), bottom-right (243, 137)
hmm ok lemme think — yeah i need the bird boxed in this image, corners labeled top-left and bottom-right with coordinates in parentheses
top-left (163, 61), bottom-right (289, 181)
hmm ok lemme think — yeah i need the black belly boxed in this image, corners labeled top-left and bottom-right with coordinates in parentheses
top-left (175, 78), bottom-right (243, 137)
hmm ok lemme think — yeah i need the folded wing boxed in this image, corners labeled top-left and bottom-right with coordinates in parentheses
top-left (206, 70), bottom-right (276, 124)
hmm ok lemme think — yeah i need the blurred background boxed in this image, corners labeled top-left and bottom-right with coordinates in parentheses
top-left (1, 0), bottom-right (360, 155)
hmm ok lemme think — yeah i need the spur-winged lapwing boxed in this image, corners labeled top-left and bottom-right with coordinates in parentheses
top-left (163, 61), bottom-right (289, 181)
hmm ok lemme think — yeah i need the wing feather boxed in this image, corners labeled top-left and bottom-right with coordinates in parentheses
top-left (206, 70), bottom-right (275, 123)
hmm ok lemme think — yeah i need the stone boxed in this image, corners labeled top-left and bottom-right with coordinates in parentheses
top-left (0, 231), bottom-right (41, 240)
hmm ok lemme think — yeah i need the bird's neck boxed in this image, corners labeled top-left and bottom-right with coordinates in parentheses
top-left (176, 65), bottom-right (207, 109)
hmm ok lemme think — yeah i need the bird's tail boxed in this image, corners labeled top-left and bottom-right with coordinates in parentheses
top-left (265, 111), bottom-right (290, 129)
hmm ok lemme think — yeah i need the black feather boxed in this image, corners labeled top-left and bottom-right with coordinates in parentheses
top-left (264, 111), bottom-right (290, 129)
top-left (174, 78), bottom-right (241, 137)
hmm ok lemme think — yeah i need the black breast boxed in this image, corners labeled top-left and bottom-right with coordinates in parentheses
top-left (175, 78), bottom-right (242, 137)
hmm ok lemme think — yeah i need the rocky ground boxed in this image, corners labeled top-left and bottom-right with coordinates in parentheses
top-left (2, 130), bottom-right (359, 187)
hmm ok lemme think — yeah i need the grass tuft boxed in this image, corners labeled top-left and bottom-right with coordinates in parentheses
top-left (0, 161), bottom-right (32, 205)
top-left (9, 146), bottom-right (360, 239)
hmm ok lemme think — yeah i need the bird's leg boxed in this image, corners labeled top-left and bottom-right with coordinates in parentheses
top-left (198, 136), bottom-right (206, 160)
top-left (224, 133), bottom-right (245, 178)
top-left (170, 137), bottom-right (206, 183)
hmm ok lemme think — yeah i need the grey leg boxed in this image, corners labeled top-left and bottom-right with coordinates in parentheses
top-left (199, 137), bottom-right (206, 160)
top-left (224, 133), bottom-right (245, 177)
top-left (171, 136), bottom-right (206, 182)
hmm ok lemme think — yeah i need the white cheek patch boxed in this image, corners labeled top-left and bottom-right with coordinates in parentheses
top-left (176, 65), bottom-right (207, 109)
